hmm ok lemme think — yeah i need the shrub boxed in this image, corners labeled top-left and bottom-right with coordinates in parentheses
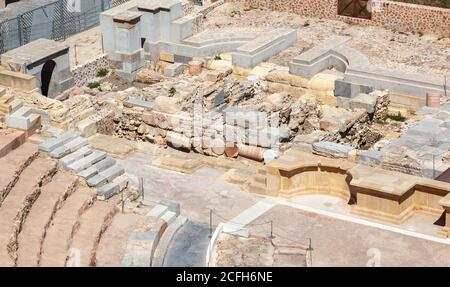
top-left (168, 87), bottom-right (176, 97)
top-left (96, 68), bottom-right (109, 77)
top-left (87, 82), bottom-right (101, 89)
top-left (386, 112), bottom-right (406, 122)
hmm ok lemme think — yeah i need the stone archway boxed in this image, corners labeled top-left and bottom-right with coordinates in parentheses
top-left (40, 60), bottom-right (56, 97)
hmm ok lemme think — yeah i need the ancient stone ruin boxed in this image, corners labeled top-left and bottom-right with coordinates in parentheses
top-left (0, 0), bottom-right (449, 267)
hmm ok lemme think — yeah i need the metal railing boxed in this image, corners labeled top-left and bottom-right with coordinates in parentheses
top-left (0, 0), bottom-right (130, 54)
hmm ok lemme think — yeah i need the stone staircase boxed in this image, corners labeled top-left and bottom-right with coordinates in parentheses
top-left (0, 154), bottom-right (57, 267)
top-left (0, 128), bottom-right (193, 266)
top-left (243, 167), bottom-right (268, 195)
top-left (16, 172), bottom-right (78, 267)
top-left (38, 131), bottom-right (129, 200)
top-left (0, 132), bottom-right (149, 267)
top-left (121, 201), bottom-right (188, 267)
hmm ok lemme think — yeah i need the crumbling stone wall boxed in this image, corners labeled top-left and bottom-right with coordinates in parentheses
top-left (71, 54), bottom-right (112, 87)
top-left (192, 0), bottom-right (226, 33)
top-left (242, 0), bottom-right (450, 36)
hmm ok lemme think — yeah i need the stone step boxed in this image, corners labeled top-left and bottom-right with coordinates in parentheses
top-left (38, 131), bottom-right (80, 152)
top-left (257, 167), bottom-right (267, 176)
top-left (86, 164), bottom-right (125, 188)
top-left (0, 130), bottom-right (26, 158)
top-left (121, 217), bottom-right (167, 267)
top-left (16, 172), bottom-right (78, 267)
top-left (253, 174), bottom-right (266, 185)
top-left (160, 210), bottom-right (177, 225)
top-left (95, 213), bottom-right (148, 267)
top-left (97, 174), bottom-right (129, 200)
top-left (0, 156), bottom-right (57, 267)
top-left (146, 204), bottom-right (169, 218)
top-left (247, 181), bottom-right (267, 195)
top-left (67, 150), bottom-right (107, 173)
top-left (77, 157), bottom-right (116, 179)
top-left (0, 142), bottom-right (38, 206)
top-left (49, 137), bottom-right (89, 159)
top-left (151, 215), bottom-right (188, 267)
top-left (60, 146), bottom-right (93, 169)
top-left (39, 188), bottom-right (97, 267)
top-left (68, 201), bottom-right (117, 267)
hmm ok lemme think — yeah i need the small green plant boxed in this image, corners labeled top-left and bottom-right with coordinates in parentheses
top-left (168, 87), bottom-right (176, 97)
top-left (96, 68), bottom-right (109, 77)
top-left (87, 81), bottom-right (101, 89)
top-left (386, 112), bottom-right (406, 122)
top-left (213, 55), bottom-right (222, 61)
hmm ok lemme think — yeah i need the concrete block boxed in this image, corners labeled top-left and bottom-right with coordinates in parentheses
top-left (38, 131), bottom-right (80, 152)
top-left (68, 150), bottom-right (107, 172)
top-left (77, 156), bottom-right (116, 179)
top-left (160, 210), bottom-right (176, 224)
top-left (164, 63), bottom-right (185, 77)
top-left (97, 174), bottom-right (129, 200)
top-left (158, 199), bottom-right (180, 216)
top-left (60, 146), bottom-right (93, 169)
top-left (334, 79), bottom-right (373, 98)
top-left (232, 29), bottom-right (297, 69)
top-left (146, 204), bottom-right (168, 218)
top-left (5, 107), bottom-right (40, 130)
top-left (87, 164), bottom-right (125, 187)
top-left (49, 137), bottom-right (89, 159)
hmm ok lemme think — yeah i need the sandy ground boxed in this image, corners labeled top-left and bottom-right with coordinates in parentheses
top-left (201, 2), bottom-right (450, 76)
top-left (63, 27), bottom-right (103, 67)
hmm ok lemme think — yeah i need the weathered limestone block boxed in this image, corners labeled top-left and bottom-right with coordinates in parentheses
top-left (312, 141), bottom-right (354, 158)
top-left (349, 93), bottom-right (377, 114)
top-left (164, 63), bottom-right (185, 77)
top-left (319, 106), bottom-right (366, 133)
top-left (265, 69), bottom-right (308, 88)
top-left (136, 69), bottom-right (163, 84)
top-left (153, 96), bottom-right (179, 114)
top-left (267, 82), bottom-right (305, 98)
top-left (208, 59), bottom-right (233, 71)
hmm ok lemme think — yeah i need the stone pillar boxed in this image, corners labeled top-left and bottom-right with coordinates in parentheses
top-left (138, 0), bottom-right (182, 43)
top-left (112, 11), bottom-right (143, 81)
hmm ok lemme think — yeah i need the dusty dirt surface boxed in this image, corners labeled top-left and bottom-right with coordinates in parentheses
top-left (247, 204), bottom-right (450, 267)
top-left (213, 234), bottom-right (275, 267)
top-left (201, 2), bottom-right (450, 76)
top-left (63, 27), bottom-right (103, 67)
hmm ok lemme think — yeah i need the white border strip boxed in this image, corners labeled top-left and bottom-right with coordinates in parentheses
top-left (205, 222), bottom-right (224, 267)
